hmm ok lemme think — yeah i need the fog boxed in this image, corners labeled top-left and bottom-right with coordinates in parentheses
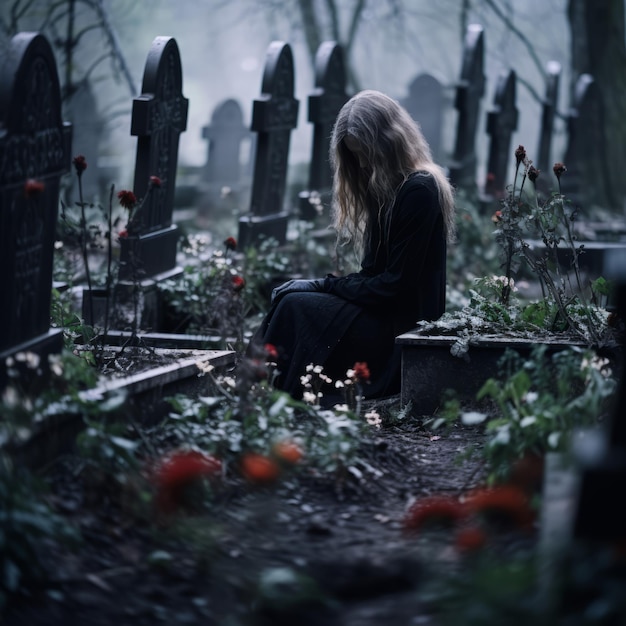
top-left (2, 0), bottom-right (573, 190)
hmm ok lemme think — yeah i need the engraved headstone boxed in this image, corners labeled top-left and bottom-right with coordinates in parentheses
top-left (118, 36), bottom-right (189, 281)
top-left (449, 24), bottom-right (486, 190)
top-left (298, 41), bottom-right (349, 221)
top-left (199, 98), bottom-right (252, 221)
top-left (536, 61), bottom-right (561, 175)
top-left (0, 32), bottom-right (72, 381)
top-left (402, 73), bottom-right (444, 163)
top-left (238, 41), bottom-right (299, 248)
top-left (482, 70), bottom-right (519, 202)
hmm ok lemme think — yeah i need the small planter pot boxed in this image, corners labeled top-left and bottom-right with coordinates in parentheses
top-left (396, 332), bottom-right (590, 416)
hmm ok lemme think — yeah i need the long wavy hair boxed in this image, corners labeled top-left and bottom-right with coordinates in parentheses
top-left (329, 90), bottom-right (456, 256)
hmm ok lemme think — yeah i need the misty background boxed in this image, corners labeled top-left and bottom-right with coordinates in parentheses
top-left (1, 0), bottom-right (624, 209)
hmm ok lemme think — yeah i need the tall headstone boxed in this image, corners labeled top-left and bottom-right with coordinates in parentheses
top-left (238, 41), bottom-right (299, 248)
top-left (448, 23), bottom-right (486, 190)
top-left (200, 98), bottom-right (252, 220)
top-left (560, 73), bottom-right (610, 211)
top-left (482, 70), bottom-right (518, 202)
top-left (0, 32), bottom-right (71, 382)
top-left (118, 36), bottom-right (188, 282)
top-left (536, 61), bottom-right (561, 175)
top-left (402, 73), bottom-right (444, 163)
top-left (298, 41), bottom-right (349, 221)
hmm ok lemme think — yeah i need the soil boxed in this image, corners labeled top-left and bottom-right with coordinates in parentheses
top-left (2, 402), bottom-right (517, 626)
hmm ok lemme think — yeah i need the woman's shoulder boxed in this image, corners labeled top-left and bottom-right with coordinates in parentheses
top-left (399, 170), bottom-right (438, 196)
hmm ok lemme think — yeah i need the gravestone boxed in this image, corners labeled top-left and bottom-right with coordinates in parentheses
top-left (402, 73), bottom-right (444, 163)
top-left (238, 41), bottom-right (299, 248)
top-left (560, 74), bottom-right (610, 211)
top-left (448, 23), bottom-right (486, 190)
top-left (298, 41), bottom-right (349, 221)
top-left (572, 247), bottom-right (626, 541)
top-left (536, 61), bottom-right (561, 175)
top-left (0, 32), bottom-right (72, 383)
top-left (481, 70), bottom-right (518, 203)
top-left (199, 98), bottom-right (252, 221)
top-left (118, 36), bottom-right (188, 282)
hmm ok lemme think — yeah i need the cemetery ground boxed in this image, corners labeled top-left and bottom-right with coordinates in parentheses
top-left (2, 397), bottom-right (498, 626)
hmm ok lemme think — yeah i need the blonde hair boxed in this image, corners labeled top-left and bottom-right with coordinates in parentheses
top-left (329, 90), bottom-right (456, 254)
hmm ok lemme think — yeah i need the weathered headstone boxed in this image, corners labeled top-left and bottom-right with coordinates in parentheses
top-left (448, 23), bottom-right (486, 190)
top-left (238, 41), bottom-right (299, 248)
top-left (572, 247), bottom-right (626, 541)
top-left (0, 32), bottom-right (72, 382)
top-left (199, 98), bottom-right (253, 221)
top-left (298, 41), bottom-right (349, 221)
top-left (536, 61), bottom-right (561, 175)
top-left (118, 36), bottom-right (188, 282)
top-left (560, 73), bottom-right (610, 211)
top-left (402, 73), bottom-right (444, 163)
top-left (481, 70), bottom-right (518, 202)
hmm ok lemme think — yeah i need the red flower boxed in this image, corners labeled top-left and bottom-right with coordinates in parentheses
top-left (273, 440), bottom-right (304, 465)
top-left (24, 179), bottom-right (45, 198)
top-left (117, 190), bottom-right (137, 210)
top-left (465, 485), bottom-right (535, 532)
top-left (264, 343), bottom-right (279, 360)
top-left (403, 495), bottom-right (466, 533)
top-left (491, 210), bottom-right (502, 223)
top-left (118, 229), bottom-right (128, 239)
top-left (232, 275), bottom-right (245, 292)
top-left (553, 162), bottom-right (567, 180)
top-left (149, 175), bottom-right (161, 187)
top-left (240, 453), bottom-right (280, 484)
top-left (72, 155), bottom-right (87, 174)
top-left (224, 237), bottom-right (237, 251)
top-left (514, 145), bottom-right (526, 166)
top-left (352, 361), bottom-right (370, 382)
top-left (455, 526), bottom-right (488, 553)
top-left (527, 166), bottom-right (540, 183)
top-left (153, 449), bottom-right (222, 513)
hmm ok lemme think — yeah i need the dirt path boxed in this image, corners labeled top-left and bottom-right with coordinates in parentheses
top-left (3, 420), bottom-right (489, 626)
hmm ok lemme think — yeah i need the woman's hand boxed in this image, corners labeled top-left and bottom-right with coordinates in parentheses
top-left (271, 279), bottom-right (323, 304)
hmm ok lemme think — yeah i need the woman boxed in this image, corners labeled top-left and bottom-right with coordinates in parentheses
top-left (249, 89), bottom-right (456, 402)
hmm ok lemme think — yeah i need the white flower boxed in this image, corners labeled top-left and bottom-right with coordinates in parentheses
top-left (461, 411), bottom-right (487, 425)
top-left (333, 404), bottom-right (350, 413)
top-left (335, 380), bottom-right (344, 388)
top-left (306, 364), bottom-right (315, 372)
top-left (221, 376), bottom-right (236, 389)
top-left (300, 374), bottom-right (312, 387)
top-left (365, 410), bottom-right (382, 429)
top-left (196, 360), bottom-right (215, 374)
top-left (520, 416), bottom-right (537, 427)
top-left (313, 365), bottom-right (323, 374)
top-left (2, 385), bottom-right (19, 408)
top-left (523, 391), bottom-right (538, 404)
top-left (302, 391), bottom-right (317, 404)
top-left (345, 368), bottom-right (355, 380)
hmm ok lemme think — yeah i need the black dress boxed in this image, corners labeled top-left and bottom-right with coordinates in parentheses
top-left (249, 171), bottom-right (447, 401)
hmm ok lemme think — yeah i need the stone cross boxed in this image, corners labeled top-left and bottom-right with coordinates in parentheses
top-left (560, 73), bottom-right (610, 211)
top-left (402, 73), bottom-right (444, 163)
top-left (199, 98), bottom-right (252, 223)
top-left (0, 32), bottom-right (71, 380)
top-left (449, 23), bottom-right (486, 190)
top-left (482, 70), bottom-right (519, 201)
top-left (118, 36), bottom-right (189, 281)
top-left (202, 98), bottom-right (251, 190)
top-left (298, 41), bottom-right (349, 221)
top-left (239, 41), bottom-right (299, 248)
top-left (536, 61), bottom-right (561, 175)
